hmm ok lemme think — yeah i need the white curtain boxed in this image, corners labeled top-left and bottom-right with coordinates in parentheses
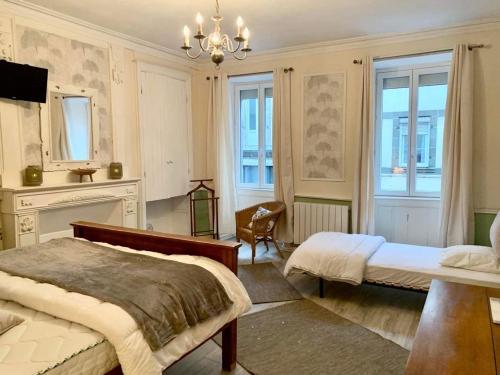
top-left (439, 44), bottom-right (475, 246)
top-left (352, 57), bottom-right (375, 235)
top-left (59, 99), bottom-right (72, 160)
top-left (272, 68), bottom-right (295, 243)
top-left (206, 73), bottom-right (237, 237)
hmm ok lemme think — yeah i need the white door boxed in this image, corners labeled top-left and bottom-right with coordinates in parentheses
top-left (138, 65), bottom-right (191, 203)
top-left (163, 76), bottom-right (189, 198)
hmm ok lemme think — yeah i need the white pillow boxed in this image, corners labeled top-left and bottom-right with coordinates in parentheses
top-left (490, 212), bottom-right (500, 258)
top-left (441, 245), bottom-right (500, 274)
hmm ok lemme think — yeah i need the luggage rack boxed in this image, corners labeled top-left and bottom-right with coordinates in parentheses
top-left (187, 179), bottom-right (220, 239)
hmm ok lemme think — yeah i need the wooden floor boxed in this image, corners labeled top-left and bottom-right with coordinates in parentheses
top-left (165, 241), bottom-right (426, 374)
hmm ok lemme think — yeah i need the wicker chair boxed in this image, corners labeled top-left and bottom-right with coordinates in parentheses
top-left (235, 201), bottom-right (286, 264)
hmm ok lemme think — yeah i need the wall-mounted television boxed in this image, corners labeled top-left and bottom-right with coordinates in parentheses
top-left (0, 60), bottom-right (48, 103)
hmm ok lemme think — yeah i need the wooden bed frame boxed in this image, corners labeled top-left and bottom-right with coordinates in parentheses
top-left (71, 221), bottom-right (241, 374)
top-left (318, 277), bottom-right (428, 298)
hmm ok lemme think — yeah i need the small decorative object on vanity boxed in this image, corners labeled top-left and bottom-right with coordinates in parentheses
top-left (70, 168), bottom-right (97, 183)
top-left (23, 165), bottom-right (43, 186)
top-left (109, 162), bottom-right (123, 179)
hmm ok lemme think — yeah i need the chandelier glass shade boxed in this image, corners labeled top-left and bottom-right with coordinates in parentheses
top-left (181, 0), bottom-right (251, 66)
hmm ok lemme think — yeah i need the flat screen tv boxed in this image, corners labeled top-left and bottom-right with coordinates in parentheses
top-left (0, 60), bottom-right (48, 103)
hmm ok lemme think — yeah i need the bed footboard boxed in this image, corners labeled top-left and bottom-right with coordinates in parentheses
top-left (71, 221), bottom-right (240, 274)
top-left (71, 221), bottom-right (240, 372)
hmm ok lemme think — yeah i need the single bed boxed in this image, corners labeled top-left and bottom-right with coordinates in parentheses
top-left (0, 221), bottom-right (251, 375)
top-left (284, 232), bottom-right (500, 297)
top-left (365, 242), bottom-right (500, 290)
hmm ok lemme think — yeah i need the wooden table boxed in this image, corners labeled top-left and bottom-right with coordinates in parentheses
top-left (406, 280), bottom-right (500, 375)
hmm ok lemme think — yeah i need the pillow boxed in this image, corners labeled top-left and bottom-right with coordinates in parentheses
top-left (440, 245), bottom-right (500, 274)
top-left (490, 212), bottom-right (500, 258)
top-left (248, 206), bottom-right (274, 231)
top-left (0, 310), bottom-right (24, 336)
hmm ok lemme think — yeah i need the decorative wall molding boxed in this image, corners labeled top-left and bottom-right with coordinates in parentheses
top-left (110, 45), bottom-right (124, 85)
top-left (19, 215), bottom-right (34, 233)
top-left (0, 15), bottom-right (14, 61)
top-left (204, 19), bottom-right (500, 70)
top-left (5, 0), bottom-right (500, 72)
top-left (3, 0), bottom-right (199, 69)
top-left (475, 208), bottom-right (499, 215)
top-left (49, 193), bottom-right (116, 206)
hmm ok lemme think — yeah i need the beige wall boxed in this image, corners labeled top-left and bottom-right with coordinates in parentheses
top-left (192, 25), bottom-right (500, 211)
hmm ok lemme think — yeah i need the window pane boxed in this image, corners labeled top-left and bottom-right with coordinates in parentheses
top-left (240, 89), bottom-right (259, 184)
top-left (378, 76), bottom-right (410, 193)
top-left (242, 166), bottom-right (258, 183)
top-left (415, 72), bottom-right (448, 194)
top-left (264, 87), bottom-right (273, 185)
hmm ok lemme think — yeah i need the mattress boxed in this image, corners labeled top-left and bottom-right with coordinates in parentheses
top-left (0, 299), bottom-right (118, 375)
top-left (365, 242), bottom-right (500, 290)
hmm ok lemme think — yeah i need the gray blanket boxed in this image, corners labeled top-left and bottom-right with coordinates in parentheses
top-left (0, 238), bottom-right (233, 351)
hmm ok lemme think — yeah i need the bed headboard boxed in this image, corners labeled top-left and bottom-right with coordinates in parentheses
top-left (71, 221), bottom-right (240, 275)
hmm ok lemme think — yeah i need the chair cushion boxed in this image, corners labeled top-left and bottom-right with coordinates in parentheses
top-left (0, 310), bottom-right (24, 336)
top-left (248, 206), bottom-right (274, 231)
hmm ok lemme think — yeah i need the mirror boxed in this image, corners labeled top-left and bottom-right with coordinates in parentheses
top-left (49, 92), bottom-right (92, 161)
top-left (40, 83), bottom-right (100, 171)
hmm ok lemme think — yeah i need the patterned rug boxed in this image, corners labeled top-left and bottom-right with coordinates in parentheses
top-left (215, 299), bottom-right (408, 375)
top-left (238, 263), bottom-right (303, 304)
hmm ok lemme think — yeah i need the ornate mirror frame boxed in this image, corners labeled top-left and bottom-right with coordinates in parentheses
top-left (40, 82), bottom-right (100, 171)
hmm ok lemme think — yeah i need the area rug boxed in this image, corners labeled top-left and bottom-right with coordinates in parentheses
top-left (238, 262), bottom-right (303, 304)
top-left (215, 299), bottom-right (408, 375)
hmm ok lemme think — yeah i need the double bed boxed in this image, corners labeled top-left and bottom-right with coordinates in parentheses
top-left (284, 231), bottom-right (500, 296)
top-left (0, 221), bottom-right (252, 375)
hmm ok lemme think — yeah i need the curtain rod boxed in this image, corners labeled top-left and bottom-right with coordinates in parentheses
top-left (353, 44), bottom-right (485, 64)
top-left (373, 48), bottom-right (453, 62)
top-left (206, 67), bottom-right (294, 80)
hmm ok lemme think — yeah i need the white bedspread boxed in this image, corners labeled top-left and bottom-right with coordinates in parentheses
top-left (0, 241), bottom-right (251, 375)
top-left (284, 232), bottom-right (386, 284)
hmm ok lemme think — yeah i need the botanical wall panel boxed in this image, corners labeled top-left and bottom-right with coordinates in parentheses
top-left (15, 25), bottom-right (112, 167)
top-left (302, 72), bottom-right (345, 181)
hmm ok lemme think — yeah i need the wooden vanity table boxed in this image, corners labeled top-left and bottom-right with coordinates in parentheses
top-left (407, 280), bottom-right (500, 374)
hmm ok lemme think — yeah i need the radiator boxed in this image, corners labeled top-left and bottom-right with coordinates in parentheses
top-left (293, 202), bottom-right (349, 244)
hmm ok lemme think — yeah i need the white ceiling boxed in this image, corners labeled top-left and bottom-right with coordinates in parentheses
top-left (20, 0), bottom-right (500, 53)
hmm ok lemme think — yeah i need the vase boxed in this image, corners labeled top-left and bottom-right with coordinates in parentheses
top-left (109, 162), bottom-right (123, 179)
top-left (24, 165), bottom-right (43, 186)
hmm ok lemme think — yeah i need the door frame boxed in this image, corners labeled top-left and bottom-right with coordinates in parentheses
top-left (136, 62), bottom-right (193, 228)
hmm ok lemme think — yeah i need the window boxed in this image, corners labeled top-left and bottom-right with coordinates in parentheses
top-left (375, 57), bottom-right (450, 197)
top-left (233, 76), bottom-right (273, 189)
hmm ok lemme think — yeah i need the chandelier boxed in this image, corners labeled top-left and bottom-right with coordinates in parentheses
top-left (181, 0), bottom-right (252, 66)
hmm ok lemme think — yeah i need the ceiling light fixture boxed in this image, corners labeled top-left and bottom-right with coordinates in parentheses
top-left (181, 0), bottom-right (252, 66)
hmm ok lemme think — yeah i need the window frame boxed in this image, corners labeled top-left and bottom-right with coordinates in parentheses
top-left (233, 79), bottom-right (274, 190)
top-left (375, 62), bottom-right (450, 198)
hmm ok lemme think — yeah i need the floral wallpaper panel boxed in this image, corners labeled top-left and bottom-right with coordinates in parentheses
top-left (302, 73), bottom-right (345, 181)
top-left (15, 25), bottom-right (113, 167)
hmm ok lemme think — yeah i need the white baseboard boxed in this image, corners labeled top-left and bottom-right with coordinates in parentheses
top-left (219, 233), bottom-right (235, 241)
top-left (39, 229), bottom-right (74, 243)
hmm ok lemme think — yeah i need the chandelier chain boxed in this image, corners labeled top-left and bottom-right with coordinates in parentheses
top-left (215, 0), bottom-right (220, 16)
